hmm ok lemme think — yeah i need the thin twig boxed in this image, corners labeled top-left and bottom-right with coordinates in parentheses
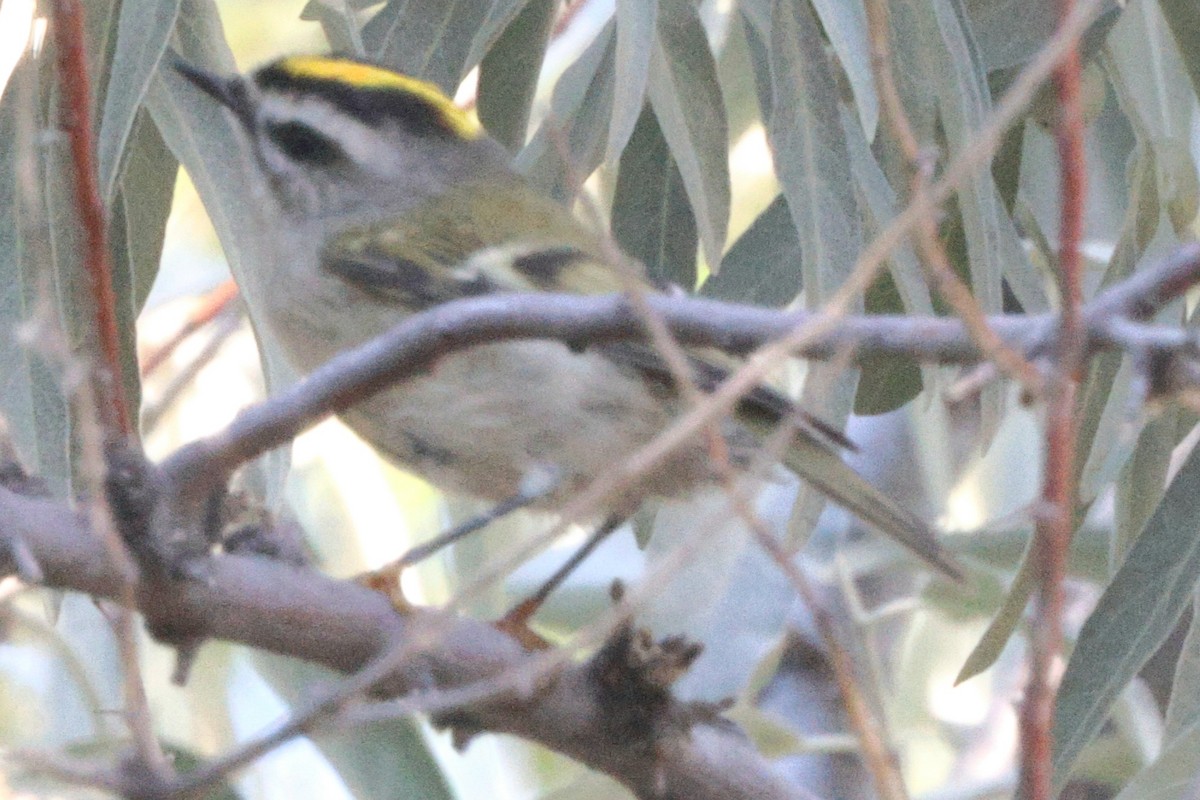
top-left (48, 0), bottom-right (166, 779)
top-left (141, 279), bottom-right (240, 376)
top-left (864, 0), bottom-right (1042, 398)
top-left (1020, 0), bottom-right (1088, 795)
top-left (716, 456), bottom-right (910, 800)
top-left (141, 303), bottom-right (243, 433)
top-left (49, 0), bottom-right (132, 436)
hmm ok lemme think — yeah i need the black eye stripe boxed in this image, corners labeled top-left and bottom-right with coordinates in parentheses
top-left (264, 121), bottom-right (343, 166)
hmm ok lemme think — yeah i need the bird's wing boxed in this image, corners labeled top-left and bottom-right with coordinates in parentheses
top-left (323, 197), bottom-right (962, 579)
top-left (598, 341), bottom-right (962, 580)
top-left (322, 180), bottom-right (623, 306)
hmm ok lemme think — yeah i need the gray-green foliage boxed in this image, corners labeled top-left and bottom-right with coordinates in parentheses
top-left (4, 0), bottom-right (1200, 797)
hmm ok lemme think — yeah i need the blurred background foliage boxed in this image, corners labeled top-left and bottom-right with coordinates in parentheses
top-left (2, 0), bottom-right (1200, 798)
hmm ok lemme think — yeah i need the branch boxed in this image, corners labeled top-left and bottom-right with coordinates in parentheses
top-left (49, 0), bottom-right (132, 436)
top-left (1021, 1), bottom-right (1089, 796)
top-left (0, 485), bottom-right (809, 800)
top-left (160, 243), bottom-right (1200, 500)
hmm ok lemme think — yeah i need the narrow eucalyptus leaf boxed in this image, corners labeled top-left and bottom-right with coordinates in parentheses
top-left (148, 0), bottom-right (293, 503)
top-left (842, 106), bottom-right (937, 407)
top-left (362, 0), bottom-right (490, 92)
top-left (464, 0), bottom-right (539, 73)
top-left (956, 535), bottom-right (1036, 683)
top-left (105, 192), bottom-right (141, 428)
top-left (1165, 593), bottom-right (1200, 742)
top-left (96, 0), bottom-right (181, 201)
top-left (767, 0), bottom-right (861, 305)
top-left (300, 0), bottom-right (366, 55)
top-left (1160, 0), bottom-right (1200, 100)
top-left (1077, 147), bottom-right (1160, 504)
top-left (856, 274), bottom-right (923, 414)
top-left (738, 8), bottom-right (774, 123)
top-left (647, 0), bottom-right (729, 269)
top-left (914, 0), bottom-right (1018, 444)
top-left (1114, 409), bottom-right (1180, 569)
top-left (612, 104), bottom-right (697, 289)
top-left (477, 0), bottom-right (555, 153)
top-left (608, 0), bottom-right (657, 161)
top-left (705, 195), bottom-right (799, 307)
top-left (808, 0), bottom-right (877, 138)
top-left (1053, 444), bottom-right (1200, 792)
top-left (516, 22), bottom-right (616, 202)
top-left (1108, 716), bottom-right (1200, 800)
top-left (0, 58), bottom-right (70, 492)
top-left (1106, 1), bottom-right (1193, 145)
top-left (116, 110), bottom-right (177, 312)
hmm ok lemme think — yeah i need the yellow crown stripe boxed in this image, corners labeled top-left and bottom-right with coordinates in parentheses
top-left (275, 56), bottom-right (481, 139)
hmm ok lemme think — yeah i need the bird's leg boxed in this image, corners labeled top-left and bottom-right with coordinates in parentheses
top-left (499, 514), bottom-right (625, 636)
top-left (360, 468), bottom-right (560, 611)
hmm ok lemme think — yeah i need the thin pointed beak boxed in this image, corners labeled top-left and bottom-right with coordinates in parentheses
top-left (171, 58), bottom-right (254, 126)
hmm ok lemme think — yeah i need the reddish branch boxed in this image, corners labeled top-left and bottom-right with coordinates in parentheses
top-left (49, 0), bottom-right (132, 436)
top-left (1020, 1), bottom-right (1088, 796)
top-left (141, 279), bottom-right (240, 375)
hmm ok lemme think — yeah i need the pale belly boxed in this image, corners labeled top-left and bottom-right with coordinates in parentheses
top-left (256, 264), bottom-right (732, 512)
top-left (339, 339), bottom-right (721, 510)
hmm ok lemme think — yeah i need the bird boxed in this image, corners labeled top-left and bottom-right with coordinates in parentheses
top-left (172, 53), bottom-right (962, 620)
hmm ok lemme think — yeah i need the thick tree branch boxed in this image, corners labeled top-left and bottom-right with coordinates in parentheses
top-left (0, 485), bottom-right (808, 800)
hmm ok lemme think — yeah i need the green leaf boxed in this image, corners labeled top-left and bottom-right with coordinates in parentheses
top-left (300, 0), bottom-right (367, 55)
top-left (113, 110), bottom-right (176, 313)
top-left (855, 272), bottom-right (923, 414)
top-left (104, 111), bottom-right (177, 420)
top-left (1113, 409), bottom-right (1179, 569)
top-left (611, 104), bottom-right (698, 290)
top-left (607, 0), bottom-right (657, 161)
top-left (767, 0), bottom-right (862, 307)
top-left (362, 0), bottom-right (491, 92)
top-left (0, 57), bottom-right (70, 493)
top-left (516, 22), bottom-right (616, 202)
top-left (842, 105), bottom-right (938, 405)
top-left (477, 0), bottom-right (555, 153)
top-left (705, 194), bottom-right (800, 306)
top-left (1052, 444), bottom-right (1200, 793)
top-left (809, 0), bottom-right (878, 138)
top-left (737, 4), bottom-right (775, 123)
top-left (956, 533), bottom-right (1035, 684)
top-left (912, 0), bottom-right (1020, 443)
top-left (1165, 593), bottom-right (1200, 743)
top-left (766, 0), bottom-right (862, 494)
top-left (962, 0), bottom-right (1064, 72)
top-left (1107, 1), bottom-right (1193, 146)
top-left (463, 0), bottom-right (540, 74)
top-left (1160, 0), bottom-right (1200, 100)
top-left (647, 0), bottom-right (729, 269)
top-left (95, 0), bottom-right (181, 202)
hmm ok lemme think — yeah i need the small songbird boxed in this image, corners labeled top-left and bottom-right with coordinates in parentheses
top-left (173, 54), bottom-right (961, 610)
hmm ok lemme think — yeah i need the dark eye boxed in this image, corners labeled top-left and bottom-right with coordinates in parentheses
top-left (265, 121), bottom-right (342, 166)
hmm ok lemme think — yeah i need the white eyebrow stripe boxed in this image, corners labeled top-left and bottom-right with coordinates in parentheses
top-left (256, 95), bottom-right (385, 169)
